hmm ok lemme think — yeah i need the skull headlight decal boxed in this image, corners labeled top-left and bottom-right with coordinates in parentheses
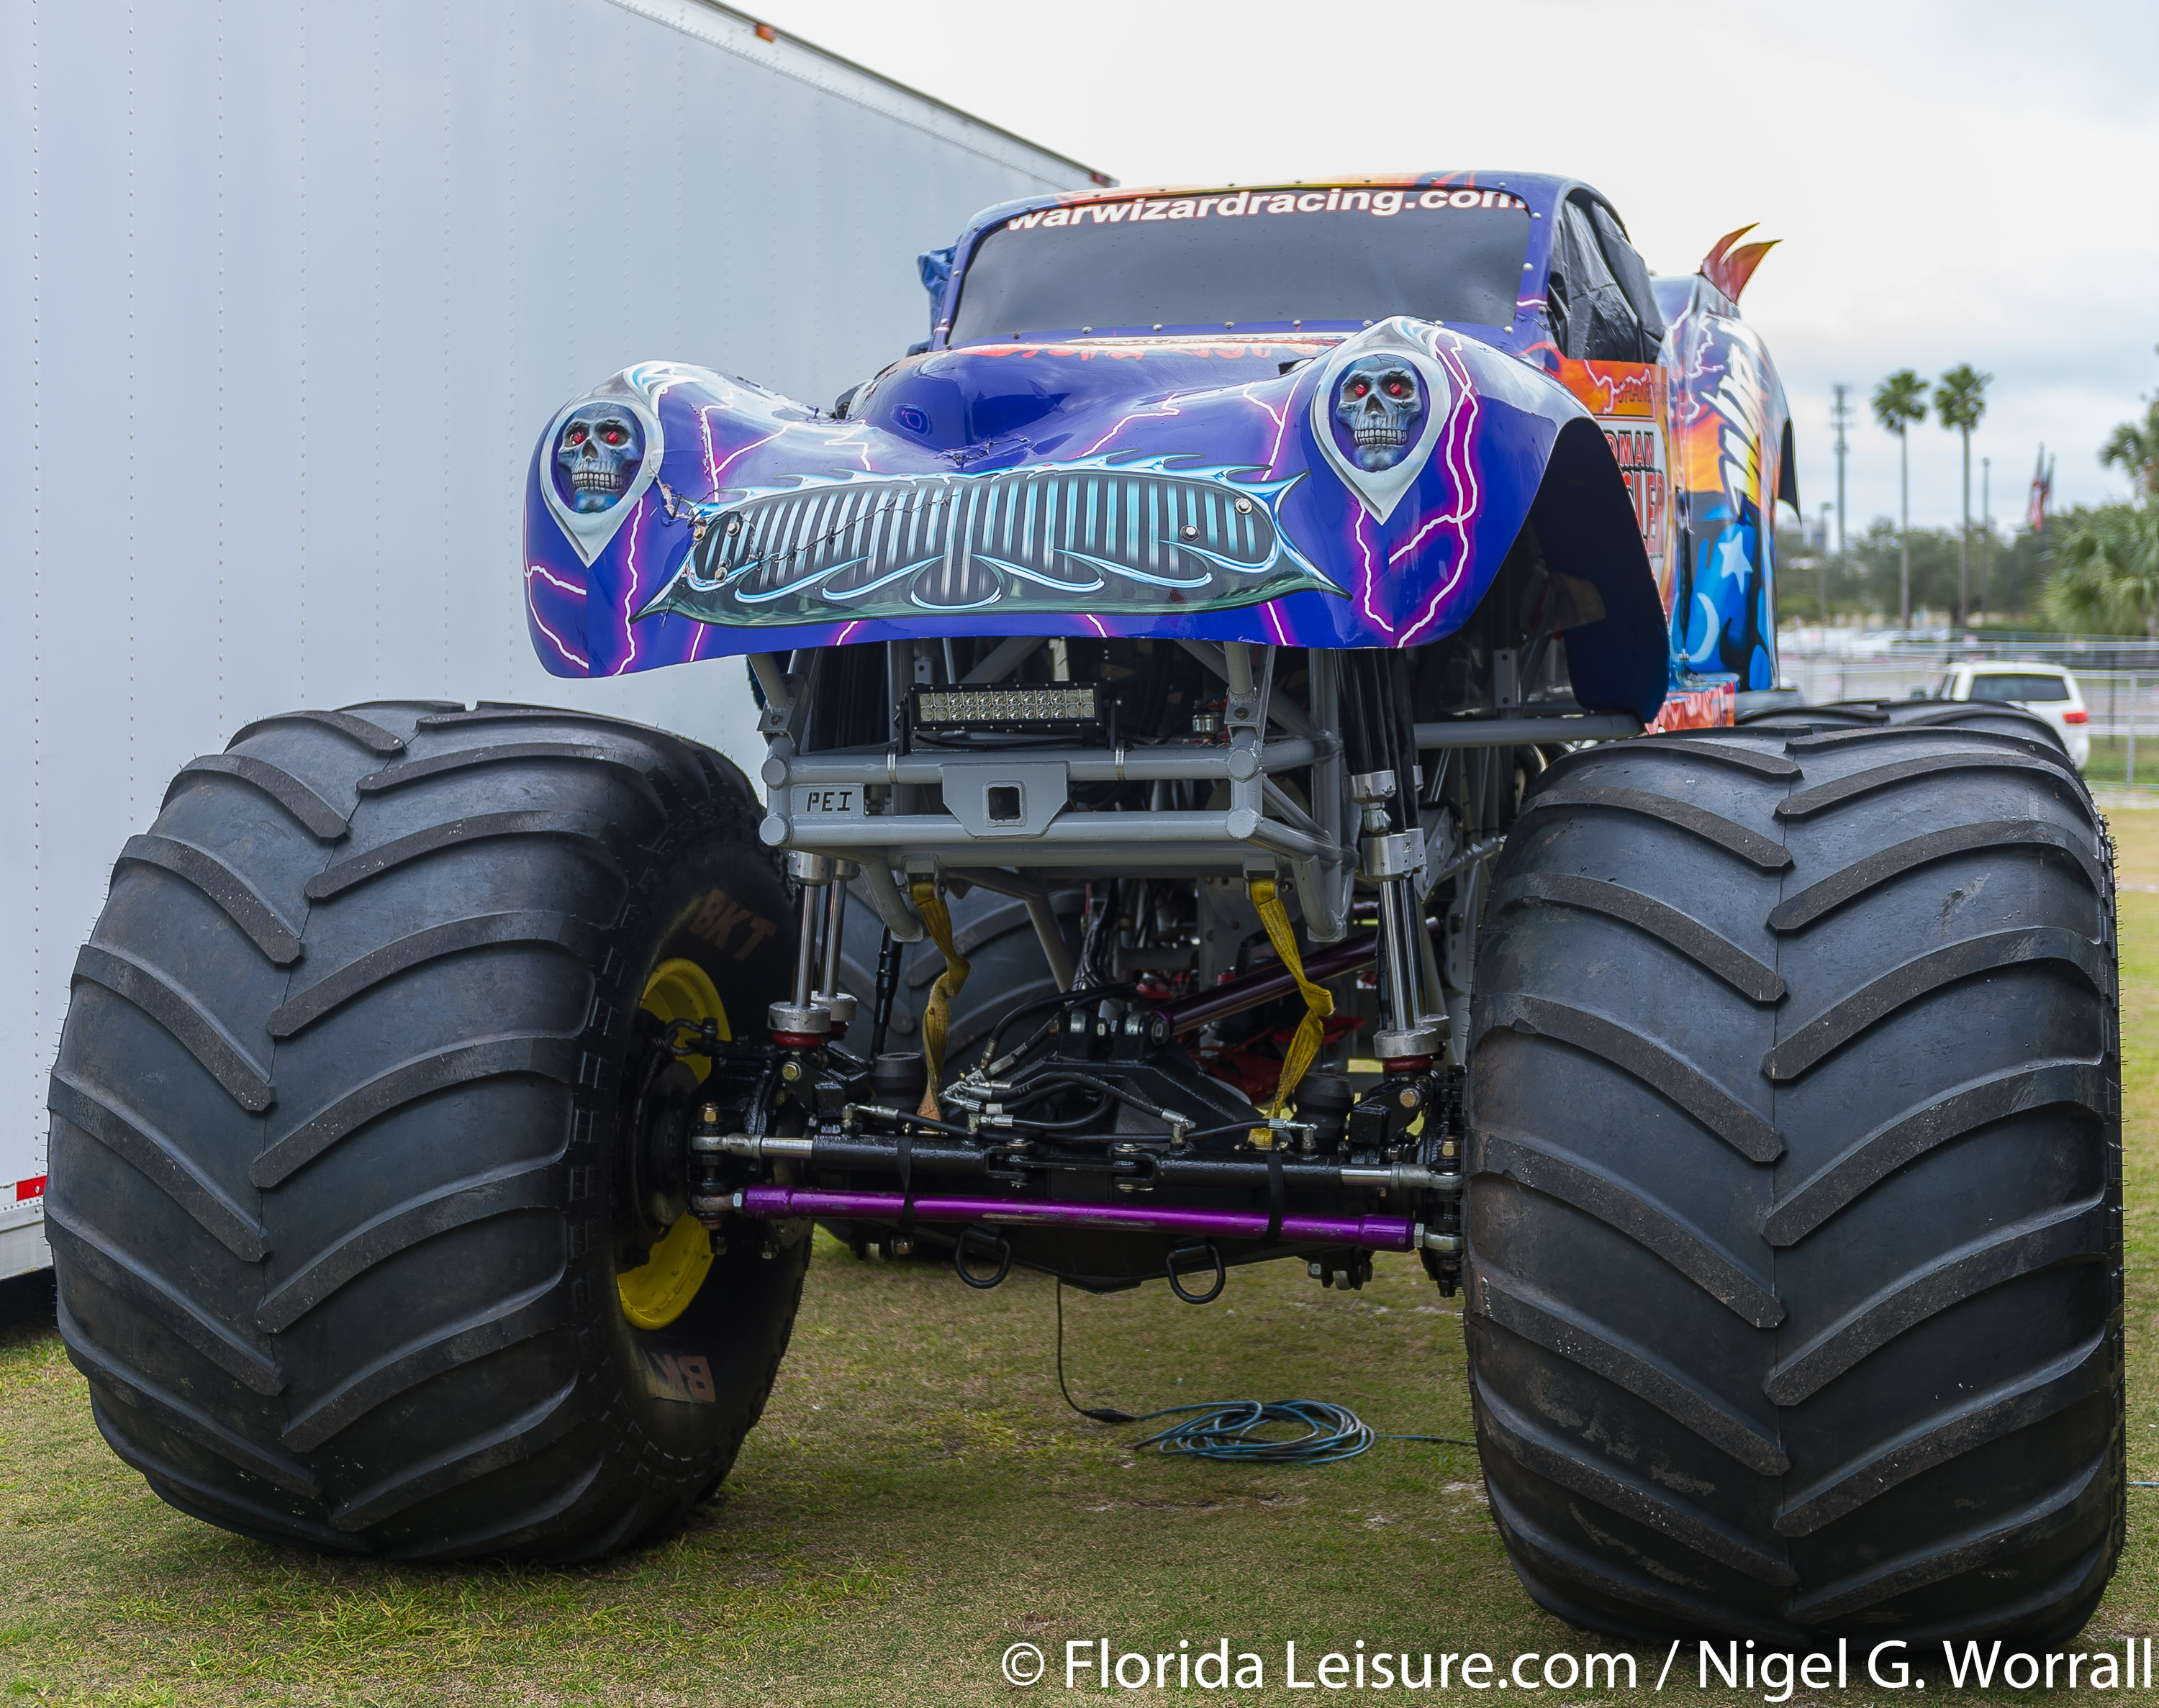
top-left (538, 365), bottom-right (701, 568)
top-left (1308, 320), bottom-right (1455, 524)
top-left (1332, 358), bottom-right (1425, 471)
top-left (554, 404), bottom-right (646, 514)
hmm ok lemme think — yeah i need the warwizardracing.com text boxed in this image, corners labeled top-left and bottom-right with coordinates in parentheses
top-left (997, 1636), bottom-right (2159, 1696)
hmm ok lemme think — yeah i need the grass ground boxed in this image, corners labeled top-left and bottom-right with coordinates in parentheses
top-left (2, 812), bottom-right (2155, 1706)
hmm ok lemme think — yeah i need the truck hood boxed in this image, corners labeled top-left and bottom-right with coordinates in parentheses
top-left (524, 318), bottom-right (1657, 716)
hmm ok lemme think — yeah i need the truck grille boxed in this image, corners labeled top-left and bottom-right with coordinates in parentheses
top-left (634, 460), bottom-right (1335, 627)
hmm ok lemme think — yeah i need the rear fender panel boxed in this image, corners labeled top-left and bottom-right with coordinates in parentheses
top-left (525, 324), bottom-right (1665, 719)
top-left (1662, 310), bottom-right (1791, 694)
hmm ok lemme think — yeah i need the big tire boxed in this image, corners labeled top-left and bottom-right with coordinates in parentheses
top-left (1740, 696), bottom-right (2073, 755)
top-left (47, 701), bottom-right (806, 1561)
top-left (1467, 722), bottom-right (2121, 1644)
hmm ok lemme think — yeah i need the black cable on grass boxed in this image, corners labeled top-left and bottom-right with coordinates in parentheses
top-left (1053, 1281), bottom-right (1475, 1465)
top-left (1055, 1281), bottom-right (1141, 1425)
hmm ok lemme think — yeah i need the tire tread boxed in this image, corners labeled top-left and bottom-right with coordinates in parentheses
top-left (1468, 722), bottom-right (2121, 1642)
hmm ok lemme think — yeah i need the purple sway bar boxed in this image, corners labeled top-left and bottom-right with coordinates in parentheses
top-left (730, 1185), bottom-right (1417, 1251)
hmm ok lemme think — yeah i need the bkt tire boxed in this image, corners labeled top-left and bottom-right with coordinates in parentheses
top-left (1740, 696), bottom-right (2073, 756)
top-left (47, 702), bottom-right (805, 1561)
top-left (1466, 723), bottom-right (2121, 1644)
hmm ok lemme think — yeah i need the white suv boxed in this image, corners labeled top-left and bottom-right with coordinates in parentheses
top-left (1934, 660), bottom-right (2091, 770)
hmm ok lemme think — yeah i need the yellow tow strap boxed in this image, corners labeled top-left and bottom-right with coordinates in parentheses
top-left (1248, 878), bottom-right (1333, 1144)
top-left (911, 878), bottom-right (971, 1119)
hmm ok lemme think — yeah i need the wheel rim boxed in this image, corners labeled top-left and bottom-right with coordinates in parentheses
top-left (638, 955), bottom-right (731, 1076)
top-left (617, 1213), bottom-right (716, 1331)
top-left (615, 958), bottom-right (732, 1330)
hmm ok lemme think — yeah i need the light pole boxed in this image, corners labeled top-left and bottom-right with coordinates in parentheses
top-left (1819, 501), bottom-right (1832, 624)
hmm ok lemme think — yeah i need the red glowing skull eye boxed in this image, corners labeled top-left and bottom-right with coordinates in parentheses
top-left (601, 424), bottom-right (627, 445)
top-left (1348, 378), bottom-right (1370, 398)
top-left (1383, 377), bottom-right (1411, 397)
top-left (565, 424), bottom-right (588, 445)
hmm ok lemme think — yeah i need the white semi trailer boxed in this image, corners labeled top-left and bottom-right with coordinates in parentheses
top-left (0, 0), bottom-right (1100, 1278)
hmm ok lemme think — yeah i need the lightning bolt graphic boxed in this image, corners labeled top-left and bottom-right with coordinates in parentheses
top-left (525, 565), bottom-right (589, 670)
top-left (1393, 338), bottom-right (1485, 645)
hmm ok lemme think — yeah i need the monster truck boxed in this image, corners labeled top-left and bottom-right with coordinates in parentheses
top-left (50, 173), bottom-right (2118, 1644)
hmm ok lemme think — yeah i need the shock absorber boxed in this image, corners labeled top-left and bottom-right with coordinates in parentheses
top-left (812, 862), bottom-right (858, 1027)
top-left (1343, 651), bottom-right (1445, 1068)
top-left (769, 850), bottom-right (836, 1045)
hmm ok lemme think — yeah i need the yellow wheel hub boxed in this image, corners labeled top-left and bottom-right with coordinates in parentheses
top-left (638, 956), bottom-right (730, 1077)
top-left (615, 958), bottom-right (732, 1330)
top-left (617, 1213), bottom-right (716, 1332)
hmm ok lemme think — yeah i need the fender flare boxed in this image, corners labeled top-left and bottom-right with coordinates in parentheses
top-left (1518, 417), bottom-right (1669, 724)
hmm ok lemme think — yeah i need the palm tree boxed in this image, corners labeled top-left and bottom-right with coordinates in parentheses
top-left (2045, 506), bottom-right (2159, 636)
top-left (2040, 372), bottom-right (2159, 637)
top-left (2101, 399), bottom-right (2159, 501)
top-left (1872, 371), bottom-right (1929, 627)
top-left (1934, 364), bottom-right (1991, 627)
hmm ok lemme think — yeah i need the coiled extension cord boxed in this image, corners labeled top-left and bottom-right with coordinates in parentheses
top-left (1054, 1282), bottom-right (1474, 1466)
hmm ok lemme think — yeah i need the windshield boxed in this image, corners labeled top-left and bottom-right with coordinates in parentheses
top-left (1969, 672), bottom-right (2073, 703)
top-left (948, 186), bottom-right (1534, 345)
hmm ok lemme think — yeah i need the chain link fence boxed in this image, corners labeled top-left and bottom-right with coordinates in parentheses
top-left (1777, 635), bottom-right (2159, 787)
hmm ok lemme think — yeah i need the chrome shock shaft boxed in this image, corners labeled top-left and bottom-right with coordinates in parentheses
top-left (1344, 651), bottom-right (1444, 1063)
top-left (771, 850), bottom-right (836, 1037)
top-left (814, 866), bottom-right (858, 1025)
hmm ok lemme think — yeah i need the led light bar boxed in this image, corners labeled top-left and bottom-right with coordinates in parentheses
top-left (913, 683), bottom-right (1103, 735)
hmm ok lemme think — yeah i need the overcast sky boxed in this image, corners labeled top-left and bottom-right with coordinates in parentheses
top-left (753, 0), bottom-right (2154, 540)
